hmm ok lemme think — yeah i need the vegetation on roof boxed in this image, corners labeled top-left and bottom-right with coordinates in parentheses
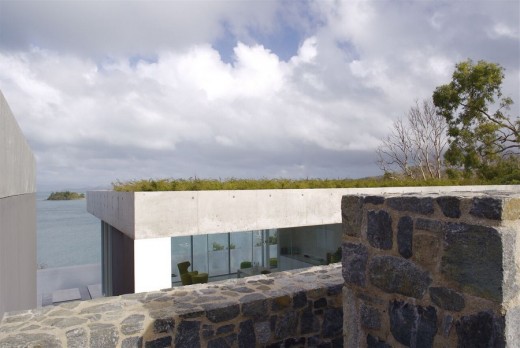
top-left (111, 176), bottom-right (490, 192)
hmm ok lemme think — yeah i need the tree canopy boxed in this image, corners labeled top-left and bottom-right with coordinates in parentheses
top-left (433, 59), bottom-right (519, 174)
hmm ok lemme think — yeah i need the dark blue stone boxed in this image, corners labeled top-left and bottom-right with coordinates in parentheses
top-left (429, 287), bottom-right (465, 312)
top-left (361, 304), bottom-right (381, 330)
top-left (470, 197), bottom-right (502, 220)
top-left (153, 318), bottom-right (174, 334)
top-left (238, 320), bottom-right (255, 348)
top-left (145, 336), bottom-right (172, 348)
top-left (293, 291), bottom-right (307, 309)
top-left (342, 242), bottom-right (368, 287)
top-left (367, 210), bottom-right (393, 250)
top-left (242, 299), bottom-right (268, 320)
top-left (369, 256), bottom-right (432, 299)
top-left (436, 196), bottom-right (461, 218)
top-left (175, 320), bottom-right (200, 348)
top-left (322, 307), bottom-right (343, 338)
top-left (216, 324), bottom-right (234, 335)
top-left (367, 334), bottom-right (391, 348)
top-left (274, 311), bottom-right (298, 339)
top-left (387, 197), bottom-right (434, 215)
top-left (415, 218), bottom-right (444, 233)
top-left (441, 223), bottom-right (502, 301)
top-left (364, 196), bottom-right (385, 205)
top-left (389, 301), bottom-right (437, 348)
top-left (301, 308), bottom-right (319, 334)
top-left (397, 216), bottom-right (413, 258)
top-left (206, 304), bottom-right (240, 323)
top-left (456, 311), bottom-right (505, 348)
top-left (313, 298), bottom-right (327, 309)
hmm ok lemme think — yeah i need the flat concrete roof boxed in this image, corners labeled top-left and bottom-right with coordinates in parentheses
top-left (87, 186), bottom-right (520, 240)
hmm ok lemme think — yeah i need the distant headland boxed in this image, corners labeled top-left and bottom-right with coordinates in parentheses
top-left (47, 191), bottom-right (85, 200)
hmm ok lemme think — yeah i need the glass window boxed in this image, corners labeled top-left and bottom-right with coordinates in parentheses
top-left (192, 235), bottom-right (208, 274)
top-left (230, 231), bottom-right (253, 272)
top-left (171, 236), bottom-right (192, 283)
top-left (208, 233), bottom-right (229, 276)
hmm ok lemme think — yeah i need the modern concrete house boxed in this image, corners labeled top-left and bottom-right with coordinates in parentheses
top-left (86, 185), bottom-right (520, 297)
top-left (0, 90), bottom-right (37, 316)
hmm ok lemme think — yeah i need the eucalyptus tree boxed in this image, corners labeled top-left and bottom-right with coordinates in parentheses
top-left (433, 59), bottom-right (519, 174)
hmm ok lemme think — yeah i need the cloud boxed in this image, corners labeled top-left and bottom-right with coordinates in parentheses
top-left (0, 0), bottom-right (518, 189)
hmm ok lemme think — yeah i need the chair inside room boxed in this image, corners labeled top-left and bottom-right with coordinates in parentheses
top-left (177, 261), bottom-right (208, 285)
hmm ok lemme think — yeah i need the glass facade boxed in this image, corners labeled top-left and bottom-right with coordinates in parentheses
top-left (171, 224), bottom-right (341, 285)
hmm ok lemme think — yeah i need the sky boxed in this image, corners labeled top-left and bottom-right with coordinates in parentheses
top-left (0, 0), bottom-right (518, 191)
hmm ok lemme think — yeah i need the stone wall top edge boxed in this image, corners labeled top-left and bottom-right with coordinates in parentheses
top-left (0, 264), bottom-right (342, 326)
top-left (341, 190), bottom-right (520, 199)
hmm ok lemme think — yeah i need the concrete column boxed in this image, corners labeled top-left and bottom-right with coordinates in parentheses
top-left (134, 237), bottom-right (171, 293)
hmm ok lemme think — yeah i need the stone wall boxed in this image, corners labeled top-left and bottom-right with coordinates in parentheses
top-left (0, 264), bottom-right (343, 347)
top-left (342, 192), bottom-right (520, 347)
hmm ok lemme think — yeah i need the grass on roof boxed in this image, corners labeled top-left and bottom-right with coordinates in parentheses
top-left (111, 177), bottom-right (486, 192)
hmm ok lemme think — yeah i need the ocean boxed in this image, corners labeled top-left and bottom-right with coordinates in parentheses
top-left (37, 192), bottom-right (100, 268)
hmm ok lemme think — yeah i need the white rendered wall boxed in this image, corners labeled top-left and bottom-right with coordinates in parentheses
top-left (0, 90), bottom-right (36, 316)
top-left (134, 238), bottom-right (171, 293)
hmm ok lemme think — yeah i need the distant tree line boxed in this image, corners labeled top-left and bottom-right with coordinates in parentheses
top-left (377, 59), bottom-right (519, 184)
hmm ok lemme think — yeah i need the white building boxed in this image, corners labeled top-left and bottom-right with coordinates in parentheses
top-left (0, 91), bottom-right (37, 316)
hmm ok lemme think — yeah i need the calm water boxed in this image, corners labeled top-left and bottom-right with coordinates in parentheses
top-left (37, 192), bottom-right (100, 268)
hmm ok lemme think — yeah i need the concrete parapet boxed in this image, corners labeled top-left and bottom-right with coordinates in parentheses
top-left (0, 90), bottom-right (36, 316)
top-left (342, 191), bottom-right (520, 347)
top-left (0, 264), bottom-right (343, 347)
top-left (0, 90), bottom-right (35, 199)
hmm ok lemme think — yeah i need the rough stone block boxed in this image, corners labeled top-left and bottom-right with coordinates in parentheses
top-left (121, 314), bottom-right (145, 335)
top-left (367, 210), bottom-right (393, 250)
top-left (254, 321), bottom-right (271, 344)
top-left (242, 299), bottom-right (268, 319)
top-left (366, 334), bottom-right (391, 348)
top-left (397, 216), bottom-right (413, 258)
top-left (343, 287), bottom-right (360, 348)
top-left (456, 311), bottom-right (505, 347)
top-left (66, 327), bottom-right (88, 348)
top-left (412, 233), bottom-right (441, 271)
top-left (387, 196), bottom-right (434, 215)
top-left (342, 196), bottom-right (364, 236)
top-left (369, 256), bottom-right (432, 299)
top-left (89, 323), bottom-right (119, 348)
top-left (470, 197), bottom-right (502, 220)
top-left (364, 196), bottom-right (385, 205)
top-left (429, 287), bottom-right (465, 312)
top-left (153, 318), bottom-right (174, 334)
top-left (360, 304), bottom-right (381, 330)
top-left (175, 320), bottom-right (201, 348)
top-left (342, 242), bottom-right (368, 287)
top-left (146, 336), bottom-right (173, 348)
top-left (389, 301), bottom-right (437, 348)
top-left (415, 218), bottom-right (444, 233)
top-left (0, 333), bottom-right (62, 348)
top-left (216, 324), bottom-right (235, 335)
top-left (301, 308), bottom-right (320, 334)
top-left (313, 298), bottom-right (327, 309)
top-left (292, 291), bottom-right (307, 309)
top-left (441, 223), bottom-right (502, 301)
top-left (322, 307), bottom-right (343, 338)
top-left (436, 196), bottom-right (461, 218)
top-left (206, 304), bottom-right (240, 323)
top-left (274, 311), bottom-right (298, 339)
top-left (238, 319), bottom-right (256, 348)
